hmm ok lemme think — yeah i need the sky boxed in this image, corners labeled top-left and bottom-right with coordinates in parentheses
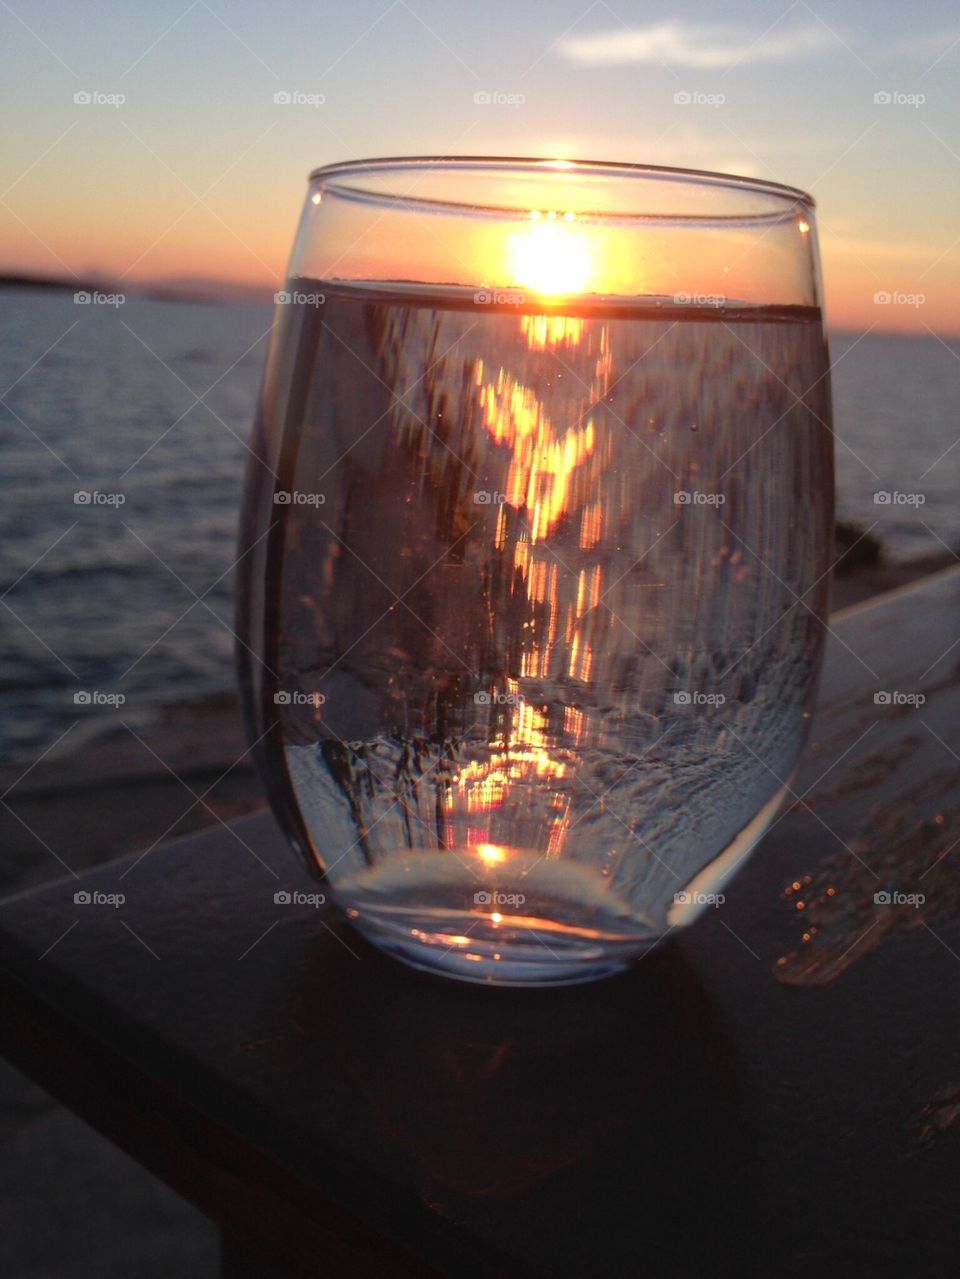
top-left (1, 0), bottom-right (959, 333)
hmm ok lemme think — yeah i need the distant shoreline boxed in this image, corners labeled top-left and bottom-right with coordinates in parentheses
top-left (2, 273), bottom-right (957, 339)
top-left (0, 272), bottom-right (273, 306)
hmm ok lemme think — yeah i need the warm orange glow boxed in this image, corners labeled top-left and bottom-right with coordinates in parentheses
top-left (563, 706), bottom-right (586, 742)
top-left (451, 689), bottom-right (576, 857)
top-left (476, 843), bottom-right (506, 866)
top-left (580, 501), bottom-right (603, 549)
top-left (520, 314), bottom-right (585, 350)
top-left (449, 292), bottom-right (628, 862)
top-left (507, 214), bottom-right (596, 296)
top-left (456, 744), bottom-right (568, 813)
top-left (474, 360), bottom-right (597, 542)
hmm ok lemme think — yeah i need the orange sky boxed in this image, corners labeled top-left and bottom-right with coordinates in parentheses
top-left (2, 3), bottom-right (958, 335)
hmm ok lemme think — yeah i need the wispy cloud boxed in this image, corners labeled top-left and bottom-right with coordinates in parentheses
top-left (558, 21), bottom-right (833, 70)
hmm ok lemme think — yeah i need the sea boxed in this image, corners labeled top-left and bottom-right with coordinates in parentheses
top-left (1, 286), bottom-right (957, 764)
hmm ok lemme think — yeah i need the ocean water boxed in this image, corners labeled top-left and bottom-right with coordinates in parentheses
top-left (1, 287), bottom-right (957, 764)
top-left (0, 289), bottom-right (271, 763)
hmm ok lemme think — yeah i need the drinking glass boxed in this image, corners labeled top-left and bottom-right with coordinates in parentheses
top-left (236, 157), bottom-right (833, 985)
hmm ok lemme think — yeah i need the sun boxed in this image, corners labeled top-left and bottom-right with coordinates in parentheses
top-left (506, 212), bottom-right (596, 297)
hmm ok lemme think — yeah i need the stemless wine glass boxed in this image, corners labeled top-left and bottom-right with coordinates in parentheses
top-left (236, 157), bottom-right (833, 986)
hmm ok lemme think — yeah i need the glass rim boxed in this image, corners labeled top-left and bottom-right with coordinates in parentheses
top-left (307, 155), bottom-right (815, 221)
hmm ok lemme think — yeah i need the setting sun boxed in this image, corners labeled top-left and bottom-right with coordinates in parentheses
top-left (506, 213), bottom-right (597, 296)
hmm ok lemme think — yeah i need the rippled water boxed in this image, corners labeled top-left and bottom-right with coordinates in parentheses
top-left (237, 284), bottom-right (833, 973)
top-left (1, 286), bottom-right (957, 763)
top-left (0, 288), bottom-right (271, 762)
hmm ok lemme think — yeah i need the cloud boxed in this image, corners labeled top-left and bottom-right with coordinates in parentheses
top-left (558, 21), bottom-right (834, 70)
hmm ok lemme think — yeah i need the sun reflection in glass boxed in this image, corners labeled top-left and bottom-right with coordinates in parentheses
top-left (507, 213), bottom-right (596, 297)
top-left (450, 245), bottom-right (623, 864)
top-left (476, 842), bottom-right (507, 866)
top-left (520, 314), bottom-right (584, 350)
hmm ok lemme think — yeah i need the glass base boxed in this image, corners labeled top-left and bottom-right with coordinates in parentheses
top-left (322, 781), bottom-right (796, 986)
top-left (331, 852), bottom-right (658, 986)
top-left (345, 904), bottom-right (657, 986)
